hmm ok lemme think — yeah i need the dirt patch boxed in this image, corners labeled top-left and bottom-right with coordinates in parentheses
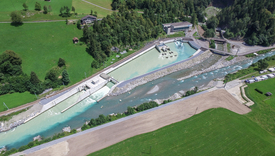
top-left (67, 89), bottom-right (250, 156)
top-left (27, 141), bottom-right (69, 156)
top-left (198, 25), bottom-right (205, 37)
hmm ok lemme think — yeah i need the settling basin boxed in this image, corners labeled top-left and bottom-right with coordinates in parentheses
top-left (109, 42), bottom-right (197, 81)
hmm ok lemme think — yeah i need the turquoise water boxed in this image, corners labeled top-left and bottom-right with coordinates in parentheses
top-left (1, 49), bottom-right (275, 150)
top-left (109, 42), bottom-right (197, 81)
top-left (0, 87), bottom-right (110, 148)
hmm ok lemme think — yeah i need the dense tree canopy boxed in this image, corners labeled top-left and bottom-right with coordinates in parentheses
top-left (83, 6), bottom-right (166, 66)
top-left (217, 0), bottom-right (275, 46)
top-left (112, 0), bottom-right (210, 23)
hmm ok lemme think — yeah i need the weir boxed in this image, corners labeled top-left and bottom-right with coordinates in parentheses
top-left (23, 75), bottom-right (108, 124)
top-left (61, 80), bottom-right (108, 113)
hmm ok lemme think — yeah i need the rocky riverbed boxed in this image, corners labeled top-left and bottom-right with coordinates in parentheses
top-left (110, 50), bottom-right (213, 96)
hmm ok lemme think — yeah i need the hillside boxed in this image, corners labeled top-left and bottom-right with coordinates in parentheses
top-left (217, 0), bottom-right (275, 46)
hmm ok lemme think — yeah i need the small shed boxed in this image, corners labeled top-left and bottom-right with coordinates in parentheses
top-left (73, 37), bottom-right (79, 44)
top-left (265, 92), bottom-right (272, 96)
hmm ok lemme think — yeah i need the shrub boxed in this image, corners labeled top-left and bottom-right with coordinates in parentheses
top-left (58, 58), bottom-right (66, 67)
top-left (210, 40), bottom-right (215, 48)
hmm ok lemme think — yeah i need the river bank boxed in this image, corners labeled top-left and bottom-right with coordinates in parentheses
top-left (110, 50), bottom-right (213, 96)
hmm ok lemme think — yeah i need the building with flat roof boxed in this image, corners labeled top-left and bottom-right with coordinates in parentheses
top-left (163, 22), bottom-right (192, 34)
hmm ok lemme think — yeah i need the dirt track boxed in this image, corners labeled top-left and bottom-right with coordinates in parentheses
top-left (26, 89), bottom-right (250, 156)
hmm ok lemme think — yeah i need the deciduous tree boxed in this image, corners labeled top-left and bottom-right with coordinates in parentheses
top-left (10, 11), bottom-right (23, 24)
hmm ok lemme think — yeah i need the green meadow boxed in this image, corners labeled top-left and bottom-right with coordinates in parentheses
top-left (90, 78), bottom-right (275, 155)
top-left (86, 0), bottom-right (113, 10)
top-left (0, 92), bottom-right (36, 112)
top-left (91, 108), bottom-right (275, 156)
top-left (72, 0), bottom-right (113, 18)
top-left (0, 0), bottom-right (113, 21)
top-left (0, 0), bottom-right (72, 21)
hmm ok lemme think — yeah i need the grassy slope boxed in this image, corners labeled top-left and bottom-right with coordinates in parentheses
top-left (0, 0), bottom-right (72, 21)
top-left (0, 92), bottom-right (36, 112)
top-left (204, 6), bottom-right (220, 19)
top-left (246, 78), bottom-right (275, 134)
top-left (72, 0), bottom-right (113, 18)
top-left (91, 108), bottom-right (275, 156)
top-left (86, 0), bottom-right (112, 10)
top-left (0, 22), bottom-right (93, 83)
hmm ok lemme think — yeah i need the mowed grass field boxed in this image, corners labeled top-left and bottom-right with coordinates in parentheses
top-left (91, 108), bottom-right (275, 156)
top-left (0, 0), bottom-right (113, 21)
top-left (90, 79), bottom-right (275, 155)
top-left (0, 0), bottom-right (72, 21)
top-left (72, 0), bottom-right (113, 18)
top-left (86, 0), bottom-right (112, 9)
top-left (245, 78), bottom-right (275, 134)
top-left (0, 92), bottom-right (36, 112)
top-left (0, 22), bottom-right (93, 83)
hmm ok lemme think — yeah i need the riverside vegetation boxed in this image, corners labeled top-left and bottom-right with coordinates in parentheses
top-left (224, 55), bottom-right (274, 83)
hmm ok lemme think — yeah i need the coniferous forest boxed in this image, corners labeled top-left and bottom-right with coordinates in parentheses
top-left (218, 0), bottom-right (275, 46)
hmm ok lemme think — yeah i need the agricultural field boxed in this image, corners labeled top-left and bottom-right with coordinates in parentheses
top-left (0, 92), bottom-right (36, 112)
top-left (246, 78), bottom-right (275, 134)
top-left (91, 108), bottom-right (275, 155)
top-left (72, 0), bottom-right (113, 18)
top-left (0, 22), bottom-right (92, 83)
top-left (0, 0), bottom-right (113, 21)
top-left (0, 0), bottom-right (72, 21)
top-left (86, 0), bottom-right (112, 10)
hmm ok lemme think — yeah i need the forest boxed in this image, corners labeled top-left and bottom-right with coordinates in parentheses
top-left (86, 0), bottom-right (213, 67)
top-left (218, 0), bottom-right (275, 46)
top-left (112, 0), bottom-right (212, 23)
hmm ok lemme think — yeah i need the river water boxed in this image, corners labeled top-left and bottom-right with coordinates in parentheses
top-left (0, 49), bottom-right (275, 149)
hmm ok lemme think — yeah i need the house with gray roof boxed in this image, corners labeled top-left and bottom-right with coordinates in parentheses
top-left (81, 15), bottom-right (97, 25)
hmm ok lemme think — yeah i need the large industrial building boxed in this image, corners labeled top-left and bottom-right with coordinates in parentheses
top-left (162, 22), bottom-right (193, 34)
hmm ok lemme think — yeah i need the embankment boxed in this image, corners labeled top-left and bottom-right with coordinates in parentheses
top-left (110, 50), bottom-right (212, 96)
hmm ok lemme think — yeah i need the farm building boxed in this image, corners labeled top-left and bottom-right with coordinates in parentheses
top-left (81, 15), bottom-right (97, 25)
top-left (162, 22), bottom-right (193, 34)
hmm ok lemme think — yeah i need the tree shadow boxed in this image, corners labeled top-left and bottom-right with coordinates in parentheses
top-left (10, 22), bottom-right (24, 27)
top-left (79, 37), bottom-right (86, 43)
top-left (141, 151), bottom-right (151, 154)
